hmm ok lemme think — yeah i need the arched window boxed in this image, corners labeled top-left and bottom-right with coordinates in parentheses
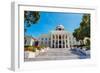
top-left (59, 40), bottom-right (61, 44)
top-left (53, 45), bottom-right (54, 48)
top-left (53, 35), bottom-right (55, 39)
top-left (56, 40), bottom-right (58, 44)
top-left (59, 35), bottom-right (61, 39)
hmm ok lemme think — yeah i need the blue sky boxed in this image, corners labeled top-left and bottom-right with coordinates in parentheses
top-left (25, 11), bottom-right (83, 38)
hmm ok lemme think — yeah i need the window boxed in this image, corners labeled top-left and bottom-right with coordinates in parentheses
top-left (45, 38), bottom-right (48, 40)
top-left (41, 38), bottom-right (44, 40)
top-left (59, 40), bottom-right (61, 44)
top-left (59, 35), bottom-right (61, 39)
top-left (56, 40), bottom-right (58, 44)
top-left (53, 35), bottom-right (55, 39)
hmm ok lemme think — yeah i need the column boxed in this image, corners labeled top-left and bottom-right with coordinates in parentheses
top-left (54, 35), bottom-right (56, 48)
top-left (55, 34), bottom-right (56, 48)
top-left (67, 36), bottom-right (70, 49)
top-left (64, 35), bottom-right (66, 48)
top-left (61, 35), bottom-right (63, 48)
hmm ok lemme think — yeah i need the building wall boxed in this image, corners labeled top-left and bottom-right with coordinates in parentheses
top-left (39, 34), bottom-right (50, 47)
top-left (39, 30), bottom-right (76, 49)
top-left (24, 36), bottom-right (35, 46)
top-left (24, 25), bottom-right (80, 48)
top-left (24, 32), bottom-right (79, 48)
top-left (50, 31), bottom-right (69, 48)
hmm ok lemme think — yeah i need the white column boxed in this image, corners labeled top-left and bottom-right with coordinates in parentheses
top-left (64, 35), bottom-right (66, 48)
top-left (67, 36), bottom-right (70, 49)
top-left (55, 34), bottom-right (57, 47)
top-left (61, 35), bottom-right (63, 48)
top-left (54, 35), bottom-right (56, 48)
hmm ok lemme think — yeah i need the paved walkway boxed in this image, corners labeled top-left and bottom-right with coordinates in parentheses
top-left (25, 48), bottom-right (80, 61)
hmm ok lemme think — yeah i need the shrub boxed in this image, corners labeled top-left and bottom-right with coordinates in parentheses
top-left (32, 47), bottom-right (36, 52)
top-left (24, 48), bottom-right (28, 51)
top-left (85, 39), bottom-right (90, 50)
top-left (24, 46), bottom-right (36, 52)
top-left (36, 46), bottom-right (41, 50)
top-left (27, 46), bottom-right (33, 51)
top-left (85, 46), bottom-right (90, 50)
top-left (40, 45), bottom-right (46, 49)
top-left (24, 45), bottom-right (32, 48)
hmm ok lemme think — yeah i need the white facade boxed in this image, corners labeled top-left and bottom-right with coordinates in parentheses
top-left (39, 25), bottom-right (78, 48)
top-left (39, 34), bottom-right (50, 47)
top-left (24, 35), bottom-right (35, 46)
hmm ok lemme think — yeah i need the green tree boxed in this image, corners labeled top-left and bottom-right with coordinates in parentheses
top-left (24, 11), bottom-right (40, 32)
top-left (80, 14), bottom-right (90, 38)
top-left (73, 14), bottom-right (90, 46)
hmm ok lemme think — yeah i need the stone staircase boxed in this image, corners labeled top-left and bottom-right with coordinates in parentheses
top-left (25, 48), bottom-right (80, 61)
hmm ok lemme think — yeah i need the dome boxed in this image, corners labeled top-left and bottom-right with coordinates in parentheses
top-left (56, 24), bottom-right (64, 31)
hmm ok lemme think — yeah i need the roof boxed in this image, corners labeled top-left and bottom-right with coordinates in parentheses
top-left (56, 24), bottom-right (64, 30)
top-left (24, 35), bottom-right (38, 41)
top-left (32, 37), bottom-right (37, 40)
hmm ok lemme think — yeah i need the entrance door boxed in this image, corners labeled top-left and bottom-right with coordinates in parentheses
top-left (59, 45), bottom-right (61, 48)
top-left (59, 40), bottom-right (61, 48)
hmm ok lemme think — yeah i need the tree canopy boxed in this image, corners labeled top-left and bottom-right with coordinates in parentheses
top-left (24, 11), bottom-right (40, 32)
top-left (73, 14), bottom-right (90, 42)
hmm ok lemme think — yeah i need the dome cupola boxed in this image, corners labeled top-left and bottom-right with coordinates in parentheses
top-left (56, 24), bottom-right (64, 31)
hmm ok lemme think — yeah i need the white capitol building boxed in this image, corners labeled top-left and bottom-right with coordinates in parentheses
top-left (24, 24), bottom-right (90, 61)
top-left (39, 24), bottom-right (80, 49)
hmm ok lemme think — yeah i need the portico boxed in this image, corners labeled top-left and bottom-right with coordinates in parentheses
top-left (50, 33), bottom-right (70, 48)
top-left (39, 24), bottom-right (76, 49)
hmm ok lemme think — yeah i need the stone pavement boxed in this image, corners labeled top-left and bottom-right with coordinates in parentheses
top-left (25, 48), bottom-right (80, 61)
